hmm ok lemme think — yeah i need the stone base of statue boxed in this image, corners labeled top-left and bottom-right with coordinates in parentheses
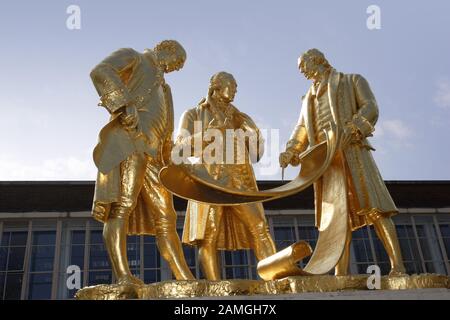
top-left (75, 274), bottom-right (449, 300)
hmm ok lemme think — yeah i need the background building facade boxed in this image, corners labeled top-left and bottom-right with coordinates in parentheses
top-left (0, 181), bottom-right (449, 299)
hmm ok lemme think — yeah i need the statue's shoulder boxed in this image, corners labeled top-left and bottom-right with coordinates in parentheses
top-left (345, 73), bottom-right (367, 83)
top-left (186, 106), bottom-right (199, 114)
top-left (196, 98), bottom-right (208, 111)
top-left (94, 48), bottom-right (140, 69)
top-left (110, 47), bottom-right (139, 57)
top-left (181, 103), bottom-right (203, 121)
top-left (230, 105), bottom-right (246, 118)
top-left (228, 103), bottom-right (240, 113)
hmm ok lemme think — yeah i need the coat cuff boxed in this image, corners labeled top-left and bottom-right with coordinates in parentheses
top-left (100, 88), bottom-right (132, 113)
top-left (351, 114), bottom-right (375, 137)
top-left (284, 142), bottom-right (302, 166)
top-left (286, 139), bottom-right (306, 154)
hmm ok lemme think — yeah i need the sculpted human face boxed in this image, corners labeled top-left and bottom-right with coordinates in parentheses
top-left (160, 50), bottom-right (185, 73)
top-left (299, 55), bottom-right (320, 81)
top-left (212, 79), bottom-right (237, 104)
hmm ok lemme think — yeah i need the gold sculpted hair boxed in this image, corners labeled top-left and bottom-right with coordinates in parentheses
top-left (209, 71), bottom-right (237, 90)
top-left (154, 40), bottom-right (187, 62)
top-left (299, 48), bottom-right (331, 69)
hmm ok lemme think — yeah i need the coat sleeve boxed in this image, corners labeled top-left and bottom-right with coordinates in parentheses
top-left (285, 104), bottom-right (309, 157)
top-left (351, 74), bottom-right (379, 137)
top-left (236, 112), bottom-right (265, 163)
top-left (90, 48), bottom-right (139, 114)
top-left (174, 108), bottom-right (203, 161)
top-left (161, 83), bottom-right (174, 165)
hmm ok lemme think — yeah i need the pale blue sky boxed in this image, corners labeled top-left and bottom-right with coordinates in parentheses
top-left (1, 0), bottom-right (450, 180)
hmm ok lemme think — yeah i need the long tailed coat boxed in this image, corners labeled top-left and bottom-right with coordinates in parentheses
top-left (175, 102), bottom-right (265, 249)
top-left (286, 69), bottom-right (397, 231)
top-left (90, 48), bottom-right (174, 235)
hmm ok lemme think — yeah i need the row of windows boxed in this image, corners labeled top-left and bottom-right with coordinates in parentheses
top-left (0, 214), bottom-right (449, 299)
top-left (0, 231), bottom-right (56, 299)
top-left (270, 215), bottom-right (450, 275)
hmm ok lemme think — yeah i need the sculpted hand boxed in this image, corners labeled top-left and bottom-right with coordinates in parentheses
top-left (207, 118), bottom-right (220, 131)
top-left (341, 122), bottom-right (362, 149)
top-left (92, 205), bottom-right (107, 221)
top-left (341, 125), bottom-right (353, 149)
top-left (120, 104), bottom-right (139, 131)
top-left (222, 117), bottom-right (234, 131)
top-left (279, 150), bottom-right (294, 168)
top-left (207, 118), bottom-right (232, 131)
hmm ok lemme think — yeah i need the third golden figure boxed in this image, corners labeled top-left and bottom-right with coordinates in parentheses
top-left (174, 72), bottom-right (277, 280)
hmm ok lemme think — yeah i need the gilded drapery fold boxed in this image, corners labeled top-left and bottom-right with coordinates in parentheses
top-left (286, 69), bottom-right (397, 231)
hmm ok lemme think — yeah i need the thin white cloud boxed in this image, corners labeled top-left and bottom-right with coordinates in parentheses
top-left (377, 119), bottom-right (413, 140)
top-left (434, 78), bottom-right (450, 109)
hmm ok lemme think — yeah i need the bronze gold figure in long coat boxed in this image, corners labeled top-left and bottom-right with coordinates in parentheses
top-left (90, 40), bottom-right (194, 285)
top-left (279, 49), bottom-right (406, 276)
top-left (174, 72), bottom-right (276, 280)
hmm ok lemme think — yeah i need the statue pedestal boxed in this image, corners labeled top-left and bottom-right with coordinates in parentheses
top-left (75, 274), bottom-right (449, 300)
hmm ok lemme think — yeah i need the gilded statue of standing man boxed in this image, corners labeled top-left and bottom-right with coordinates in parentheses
top-left (279, 49), bottom-right (406, 276)
top-left (174, 72), bottom-right (277, 280)
top-left (90, 40), bottom-right (194, 286)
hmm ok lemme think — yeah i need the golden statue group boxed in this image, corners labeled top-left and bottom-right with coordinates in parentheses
top-left (83, 39), bottom-right (417, 297)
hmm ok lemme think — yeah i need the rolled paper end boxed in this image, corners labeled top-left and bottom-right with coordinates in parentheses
top-left (257, 240), bottom-right (313, 281)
